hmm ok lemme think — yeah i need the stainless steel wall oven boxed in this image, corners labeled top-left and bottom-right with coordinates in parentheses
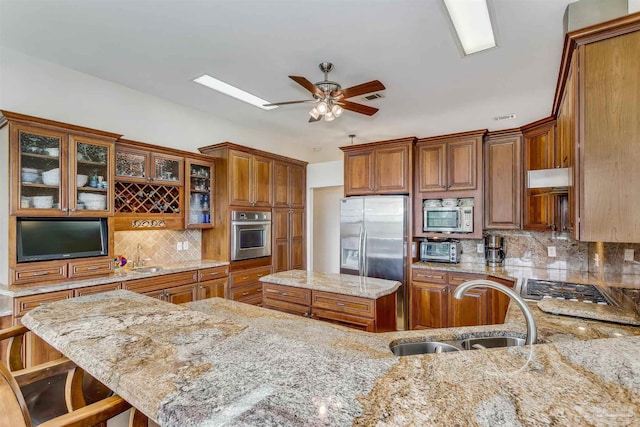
top-left (231, 211), bottom-right (271, 261)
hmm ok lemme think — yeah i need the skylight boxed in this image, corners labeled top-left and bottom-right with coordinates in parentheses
top-left (193, 74), bottom-right (278, 110)
top-left (443, 0), bottom-right (496, 55)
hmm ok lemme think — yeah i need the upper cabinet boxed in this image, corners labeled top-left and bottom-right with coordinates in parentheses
top-left (483, 131), bottom-right (522, 230)
top-left (274, 161), bottom-right (306, 208)
top-left (228, 150), bottom-right (273, 207)
top-left (5, 111), bottom-right (120, 217)
top-left (416, 132), bottom-right (481, 193)
top-left (115, 142), bottom-right (183, 186)
top-left (340, 137), bottom-right (415, 196)
top-left (185, 158), bottom-right (214, 229)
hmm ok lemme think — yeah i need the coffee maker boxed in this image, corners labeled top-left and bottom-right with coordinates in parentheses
top-left (484, 234), bottom-right (506, 267)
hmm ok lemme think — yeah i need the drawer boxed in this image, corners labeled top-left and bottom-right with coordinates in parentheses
top-left (14, 290), bottom-right (75, 317)
top-left (311, 308), bottom-right (375, 332)
top-left (263, 283), bottom-right (311, 306)
top-left (74, 282), bottom-right (122, 297)
top-left (230, 266), bottom-right (271, 287)
top-left (198, 265), bottom-right (229, 282)
top-left (11, 263), bottom-right (67, 286)
top-left (231, 282), bottom-right (263, 303)
top-left (312, 291), bottom-right (375, 319)
top-left (123, 271), bottom-right (198, 293)
top-left (262, 299), bottom-right (310, 317)
top-left (448, 272), bottom-right (487, 286)
top-left (68, 259), bottom-right (114, 279)
top-left (411, 269), bottom-right (447, 284)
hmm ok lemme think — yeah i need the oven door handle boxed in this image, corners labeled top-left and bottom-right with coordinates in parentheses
top-left (231, 221), bottom-right (271, 226)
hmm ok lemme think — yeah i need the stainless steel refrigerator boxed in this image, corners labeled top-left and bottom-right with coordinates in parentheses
top-left (340, 196), bottom-right (409, 330)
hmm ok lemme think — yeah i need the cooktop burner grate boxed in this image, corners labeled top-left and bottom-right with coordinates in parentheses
top-left (522, 279), bottom-right (610, 305)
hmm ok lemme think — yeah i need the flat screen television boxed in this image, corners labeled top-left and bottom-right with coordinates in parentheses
top-left (17, 217), bottom-right (108, 263)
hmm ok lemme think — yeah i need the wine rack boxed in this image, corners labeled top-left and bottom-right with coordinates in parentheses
top-left (115, 182), bottom-right (181, 214)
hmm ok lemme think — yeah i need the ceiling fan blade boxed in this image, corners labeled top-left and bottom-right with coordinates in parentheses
top-left (334, 80), bottom-right (385, 99)
top-left (263, 100), bottom-right (313, 107)
top-left (308, 115), bottom-right (322, 123)
top-left (289, 76), bottom-right (324, 98)
top-left (339, 100), bottom-right (379, 116)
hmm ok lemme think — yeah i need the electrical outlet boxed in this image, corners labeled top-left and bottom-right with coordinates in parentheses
top-left (477, 244), bottom-right (484, 254)
top-left (177, 242), bottom-right (183, 251)
top-left (183, 241), bottom-right (189, 250)
top-left (547, 246), bottom-right (556, 257)
top-left (624, 249), bottom-right (635, 261)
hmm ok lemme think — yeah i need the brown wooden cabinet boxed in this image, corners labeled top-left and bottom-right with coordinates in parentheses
top-left (274, 161), bottom-right (305, 208)
top-left (416, 134), bottom-right (478, 193)
top-left (272, 208), bottom-right (305, 273)
top-left (522, 119), bottom-right (557, 232)
top-left (185, 157), bottom-right (215, 229)
top-left (4, 112), bottom-right (119, 218)
top-left (197, 265), bottom-right (229, 299)
top-left (123, 270), bottom-right (199, 303)
top-left (229, 265), bottom-right (271, 305)
top-left (115, 142), bottom-right (184, 186)
top-left (262, 282), bottom-right (396, 332)
top-left (410, 270), bottom-right (512, 330)
top-left (340, 137), bottom-right (415, 196)
top-left (228, 150), bottom-right (273, 207)
top-left (484, 131), bottom-right (522, 230)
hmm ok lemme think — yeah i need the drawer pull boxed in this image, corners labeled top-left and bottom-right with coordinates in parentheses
top-left (241, 276), bottom-right (250, 280)
top-left (280, 292), bottom-right (288, 296)
top-left (32, 272), bottom-right (50, 277)
top-left (208, 272), bottom-right (219, 277)
top-left (257, 273), bottom-right (265, 277)
top-left (335, 302), bottom-right (345, 307)
top-left (86, 266), bottom-right (100, 271)
top-left (242, 292), bottom-right (250, 296)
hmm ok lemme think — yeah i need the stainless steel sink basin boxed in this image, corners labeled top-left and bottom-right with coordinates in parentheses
top-left (390, 341), bottom-right (460, 356)
top-left (460, 336), bottom-right (525, 350)
top-left (132, 266), bottom-right (163, 273)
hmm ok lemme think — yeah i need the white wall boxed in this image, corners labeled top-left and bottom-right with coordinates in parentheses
top-left (0, 47), bottom-right (310, 161)
top-left (312, 186), bottom-right (343, 273)
top-left (306, 160), bottom-right (344, 270)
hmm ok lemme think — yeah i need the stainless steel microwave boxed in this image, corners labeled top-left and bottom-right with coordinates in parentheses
top-left (423, 205), bottom-right (473, 234)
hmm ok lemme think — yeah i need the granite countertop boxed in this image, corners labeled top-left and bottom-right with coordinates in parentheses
top-left (259, 270), bottom-right (401, 299)
top-left (22, 290), bottom-right (640, 426)
top-left (0, 259), bottom-right (229, 299)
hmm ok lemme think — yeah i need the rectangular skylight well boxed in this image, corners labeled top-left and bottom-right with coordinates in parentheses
top-left (193, 74), bottom-right (278, 110)
top-left (444, 0), bottom-right (496, 55)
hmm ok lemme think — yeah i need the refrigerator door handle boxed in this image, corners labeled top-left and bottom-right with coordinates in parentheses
top-left (358, 226), bottom-right (364, 276)
top-left (362, 226), bottom-right (368, 277)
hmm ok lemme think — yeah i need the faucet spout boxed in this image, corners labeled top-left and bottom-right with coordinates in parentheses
top-left (453, 279), bottom-right (538, 346)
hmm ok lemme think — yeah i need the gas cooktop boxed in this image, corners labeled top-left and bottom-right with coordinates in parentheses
top-left (521, 279), bottom-right (610, 305)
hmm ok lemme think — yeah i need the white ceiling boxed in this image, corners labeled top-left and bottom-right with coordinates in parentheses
top-left (0, 0), bottom-right (576, 162)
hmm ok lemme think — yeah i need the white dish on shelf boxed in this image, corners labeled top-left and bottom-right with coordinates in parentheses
top-left (78, 192), bottom-right (107, 203)
top-left (21, 170), bottom-right (40, 183)
top-left (44, 147), bottom-right (59, 157)
top-left (32, 195), bottom-right (54, 209)
top-left (83, 201), bottom-right (107, 210)
top-left (41, 168), bottom-right (60, 186)
top-left (77, 174), bottom-right (88, 187)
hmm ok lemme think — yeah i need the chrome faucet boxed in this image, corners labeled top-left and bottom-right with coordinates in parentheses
top-left (134, 244), bottom-right (151, 268)
top-left (453, 279), bottom-right (538, 346)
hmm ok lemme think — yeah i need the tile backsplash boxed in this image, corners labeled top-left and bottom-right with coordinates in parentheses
top-left (114, 230), bottom-right (202, 265)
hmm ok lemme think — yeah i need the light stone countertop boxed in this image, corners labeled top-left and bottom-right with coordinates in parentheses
top-left (22, 290), bottom-right (640, 426)
top-left (259, 270), bottom-right (401, 299)
top-left (0, 259), bottom-right (228, 299)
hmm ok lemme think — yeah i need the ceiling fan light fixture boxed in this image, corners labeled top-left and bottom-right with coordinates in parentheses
top-left (331, 104), bottom-right (343, 117)
top-left (316, 101), bottom-right (329, 115)
top-left (309, 107), bottom-right (320, 120)
top-left (324, 111), bottom-right (335, 121)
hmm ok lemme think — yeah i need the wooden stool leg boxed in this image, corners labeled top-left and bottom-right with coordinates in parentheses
top-left (129, 408), bottom-right (149, 427)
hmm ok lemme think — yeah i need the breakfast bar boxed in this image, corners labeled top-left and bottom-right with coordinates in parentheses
top-left (21, 290), bottom-right (640, 426)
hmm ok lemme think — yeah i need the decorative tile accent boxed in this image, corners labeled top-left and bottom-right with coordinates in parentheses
top-left (114, 230), bottom-right (202, 265)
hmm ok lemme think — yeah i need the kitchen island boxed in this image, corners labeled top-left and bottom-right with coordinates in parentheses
top-left (21, 290), bottom-right (640, 426)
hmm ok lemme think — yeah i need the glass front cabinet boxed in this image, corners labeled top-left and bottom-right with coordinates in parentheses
top-left (11, 121), bottom-right (116, 217)
top-left (186, 158), bottom-right (214, 229)
top-left (115, 144), bottom-right (183, 186)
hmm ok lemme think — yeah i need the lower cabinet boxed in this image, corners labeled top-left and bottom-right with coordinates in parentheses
top-left (263, 283), bottom-right (397, 332)
top-left (229, 265), bottom-right (272, 306)
top-left (410, 270), bottom-right (513, 330)
top-left (123, 271), bottom-right (199, 303)
top-left (197, 265), bottom-right (229, 299)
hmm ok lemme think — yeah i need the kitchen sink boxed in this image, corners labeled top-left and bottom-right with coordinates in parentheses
top-left (460, 336), bottom-right (525, 350)
top-left (132, 266), bottom-right (164, 273)
top-left (390, 341), bottom-right (460, 356)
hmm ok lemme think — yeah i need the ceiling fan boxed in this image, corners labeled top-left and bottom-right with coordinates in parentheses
top-left (264, 62), bottom-right (385, 122)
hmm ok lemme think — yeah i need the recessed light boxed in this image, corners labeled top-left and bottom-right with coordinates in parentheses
top-left (444, 0), bottom-right (497, 55)
top-left (193, 74), bottom-right (277, 110)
